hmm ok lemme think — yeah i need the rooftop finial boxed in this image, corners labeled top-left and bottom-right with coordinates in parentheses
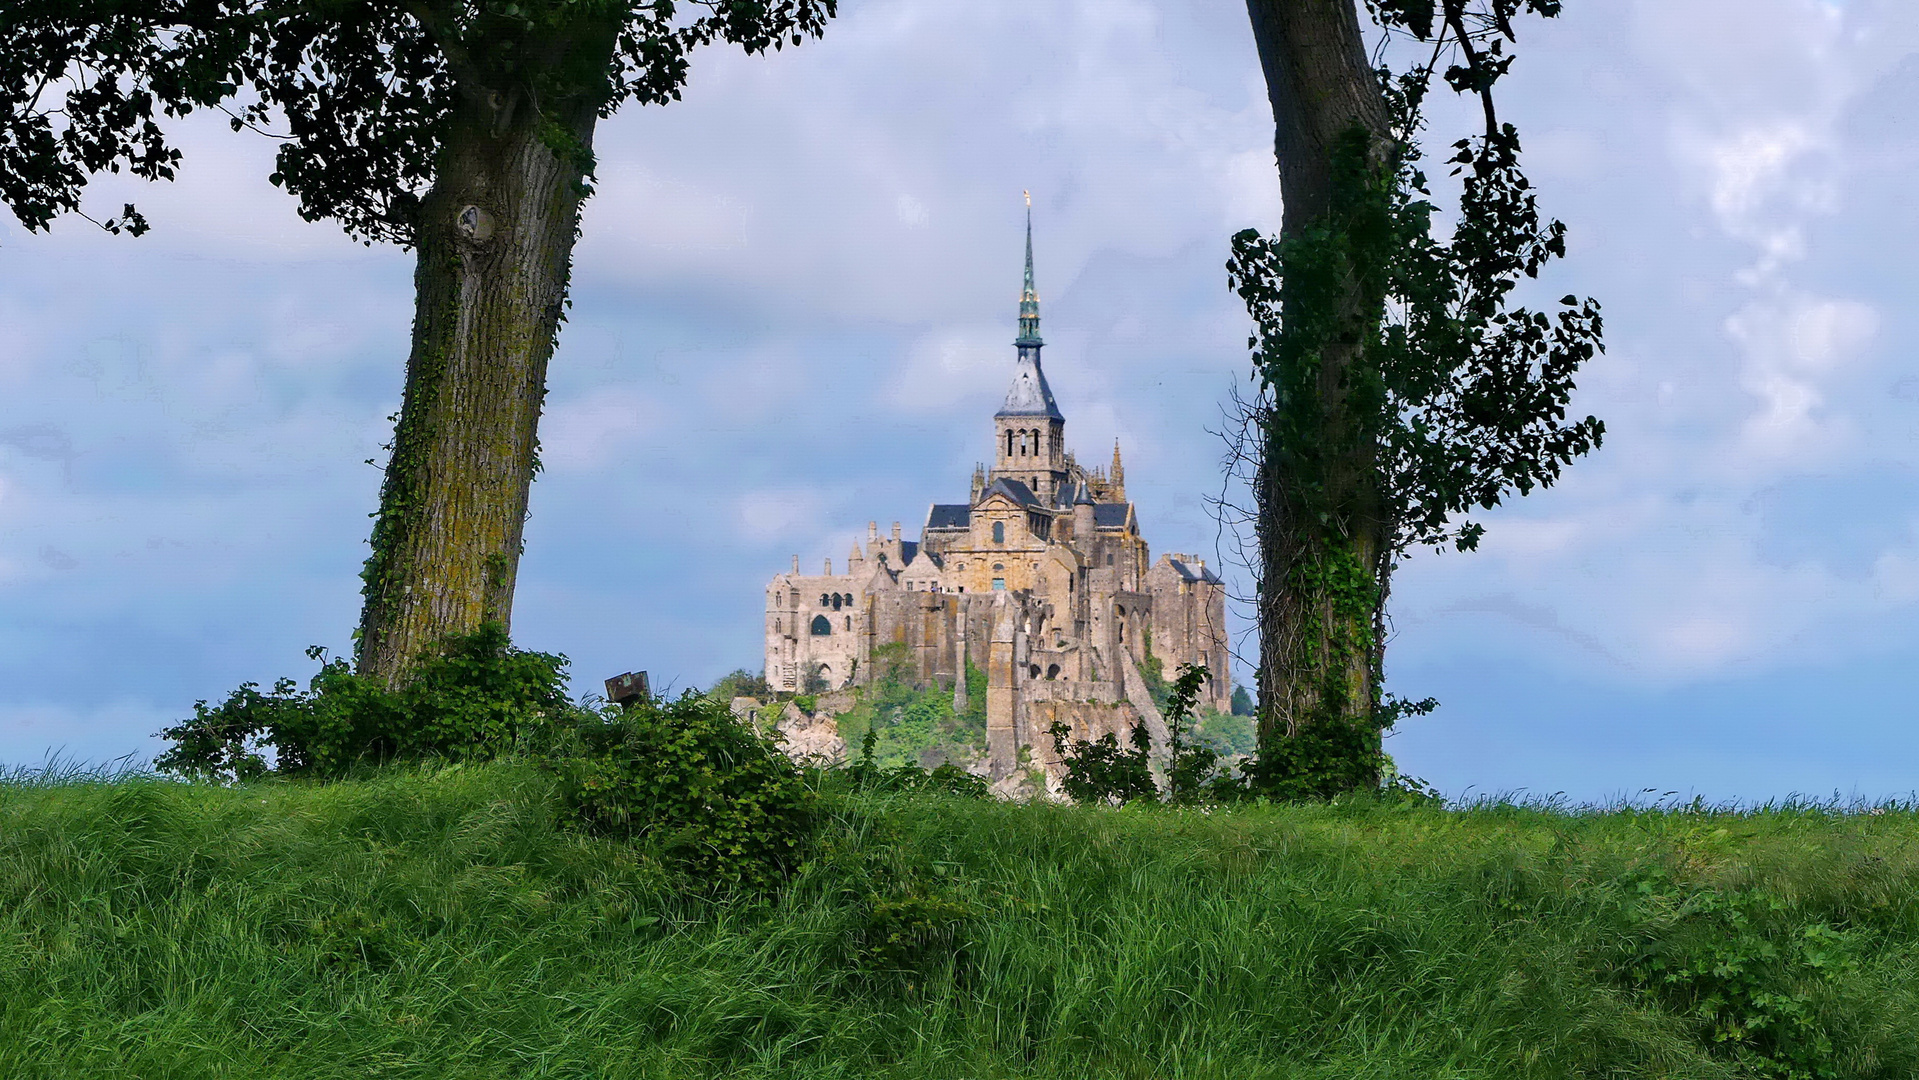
top-left (1017, 193), bottom-right (1041, 347)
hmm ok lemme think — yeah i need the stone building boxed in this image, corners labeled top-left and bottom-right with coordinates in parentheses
top-left (763, 210), bottom-right (1230, 780)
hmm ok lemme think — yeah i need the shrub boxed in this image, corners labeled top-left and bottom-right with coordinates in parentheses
top-left (839, 727), bottom-right (990, 799)
top-left (1048, 663), bottom-right (1229, 807)
top-left (828, 644), bottom-right (986, 772)
top-left (543, 692), bottom-right (817, 892)
top-left (1622, 872), bottom-right (1859, 1078)
top-left (1047, 719), bottom-right (1157, 806)
top-left (155, 623), bottom-right (573, 782)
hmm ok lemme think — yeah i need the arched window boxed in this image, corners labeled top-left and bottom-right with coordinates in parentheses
top-left (845, 615), bottom-right (852, 631)
top-left (831, 594), bottom-right (842, 611)
top-left (1006, 430), bottom-right (1015, 458)
top-left (819, 593), bottom-right (829, 606)
top-left (992, 521), bottom-right (1005, 544)
top-left (1046, 664), bottom-right (1060, 680)
top-left (810, 615), bottom-right (831, 636)
top-left (1028, 664), bottom-right (1042, 679)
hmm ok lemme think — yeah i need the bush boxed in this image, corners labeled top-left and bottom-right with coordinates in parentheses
top-left (837, 727), bottom-right (991, 799)
top-left (543, 692), bottom-right (817, 892)
top-left (155, 623), bottom-right (573, 781)
top-left (1047, 720), bottom-right (1157, 806)
top-left (1622, 871), bottom-right (1858, 1078)
top-left (828, 644), bottom-right (986, 772)
top-left (1048, 663), bottom-right (1229, 807)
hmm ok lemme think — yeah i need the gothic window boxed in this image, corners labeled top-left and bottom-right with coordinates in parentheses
top-left (831, 594), bottom-right (842, 611)
top-left (1006, 430), bottom-right (1015, 458)
top-left (810, 615), bottom-right (831, 636)
top-left (775, 618), bottom-right (782, 632)
top-left (992, 521), bottom-right (1005, 544)
top-left (820, 593), bottom-right (829, 606)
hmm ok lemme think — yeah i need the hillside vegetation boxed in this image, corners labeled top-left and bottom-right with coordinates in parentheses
top-left (5, 763), bottom-right (1919, 1078)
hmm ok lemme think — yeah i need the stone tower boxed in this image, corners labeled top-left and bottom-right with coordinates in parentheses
top-left (992, 194), bottom-right (1068, 504)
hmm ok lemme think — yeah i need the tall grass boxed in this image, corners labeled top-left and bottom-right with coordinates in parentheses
top-left (2, 763), bottom-right (1917, 1078)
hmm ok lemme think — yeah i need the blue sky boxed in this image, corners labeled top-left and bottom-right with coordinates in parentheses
top-left (3, 0), bottom-right (1916, 804)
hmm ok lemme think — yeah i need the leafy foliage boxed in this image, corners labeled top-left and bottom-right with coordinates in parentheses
top-left (542, 691), bottom-right (817, 892)
top-left (155, 622), bottom-right (570, 781)
top-left (1161, 664), bottom-right (1236, 805)
top-left (1231, 0), bottom-right (1600, 797)
top-left (1230, 684), bottom-right (1256, 717)
top-left (1, 0), bottom-right (838, 244)
top-left (1046, 664), bottom-right (1240, 807)
top-left (838, 727), bottom-right (991, 800)
top-left (1047, 719), bottom-right (1156, 807)
top-left (830, 645), bottom-right (986, 772)
top-left (707, 668), bottom-right (771, 702)
top-left (1623, 870), bottom-right (1859, 1079)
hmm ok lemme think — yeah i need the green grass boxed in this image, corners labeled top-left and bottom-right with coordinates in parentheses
top-left (4, 763), bottom-right (1919, 1078)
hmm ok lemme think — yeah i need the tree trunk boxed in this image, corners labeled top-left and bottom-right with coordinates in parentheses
top-left (1244, 0), bottom-right (1394, 784)
top-left (355, 87), bottom-right (597, 687)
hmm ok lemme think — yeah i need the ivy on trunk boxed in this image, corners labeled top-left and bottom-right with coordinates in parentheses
top-left (1236, 0), bottom-right (1603, 794)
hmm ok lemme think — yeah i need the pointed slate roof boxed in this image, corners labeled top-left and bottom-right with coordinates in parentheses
top-left (996, 358), bottom-right (1063, 419)
top-left (997, 197), bottom-right (1064, 420)
top-left (1164, 557), bottom-right (1222, 585)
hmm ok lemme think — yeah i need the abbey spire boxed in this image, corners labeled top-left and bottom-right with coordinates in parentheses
top-left (1017, 190), bottom-right (1042, 347)
top-left (996, 193), bottom-right (1061, 422)
top-left (994, 192), bottom-right (1065, 502)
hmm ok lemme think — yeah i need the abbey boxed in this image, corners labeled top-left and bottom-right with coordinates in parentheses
top-left (764, 210), bottom-right (1231, 779)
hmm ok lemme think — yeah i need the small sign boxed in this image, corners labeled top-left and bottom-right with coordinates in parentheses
top-left (605, 671), bottom-right (649, 707)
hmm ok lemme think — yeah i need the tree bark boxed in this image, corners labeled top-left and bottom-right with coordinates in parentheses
top-left (1244, 0), bottom-right (1394, 776)
top-left (355, 79), bottom-right (599, 687)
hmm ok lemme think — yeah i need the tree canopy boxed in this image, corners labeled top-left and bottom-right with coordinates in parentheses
top-left (2, 0), bottom-right (831, 244)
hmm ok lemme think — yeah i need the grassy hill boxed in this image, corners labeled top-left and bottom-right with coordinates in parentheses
top-left (3, 762), bottom-right (1917, 1078)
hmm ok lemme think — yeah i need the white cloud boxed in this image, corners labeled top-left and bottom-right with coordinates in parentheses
top-left (541, 387), bottom-right (660, 472)
top-left (736, 487), bottom-right (831, 545)
top-left (883, 326), bottom-right (1005, 413)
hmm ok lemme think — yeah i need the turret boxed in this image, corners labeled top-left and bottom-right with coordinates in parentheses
top-left (1073, 481), bottom-right (1095, 539)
